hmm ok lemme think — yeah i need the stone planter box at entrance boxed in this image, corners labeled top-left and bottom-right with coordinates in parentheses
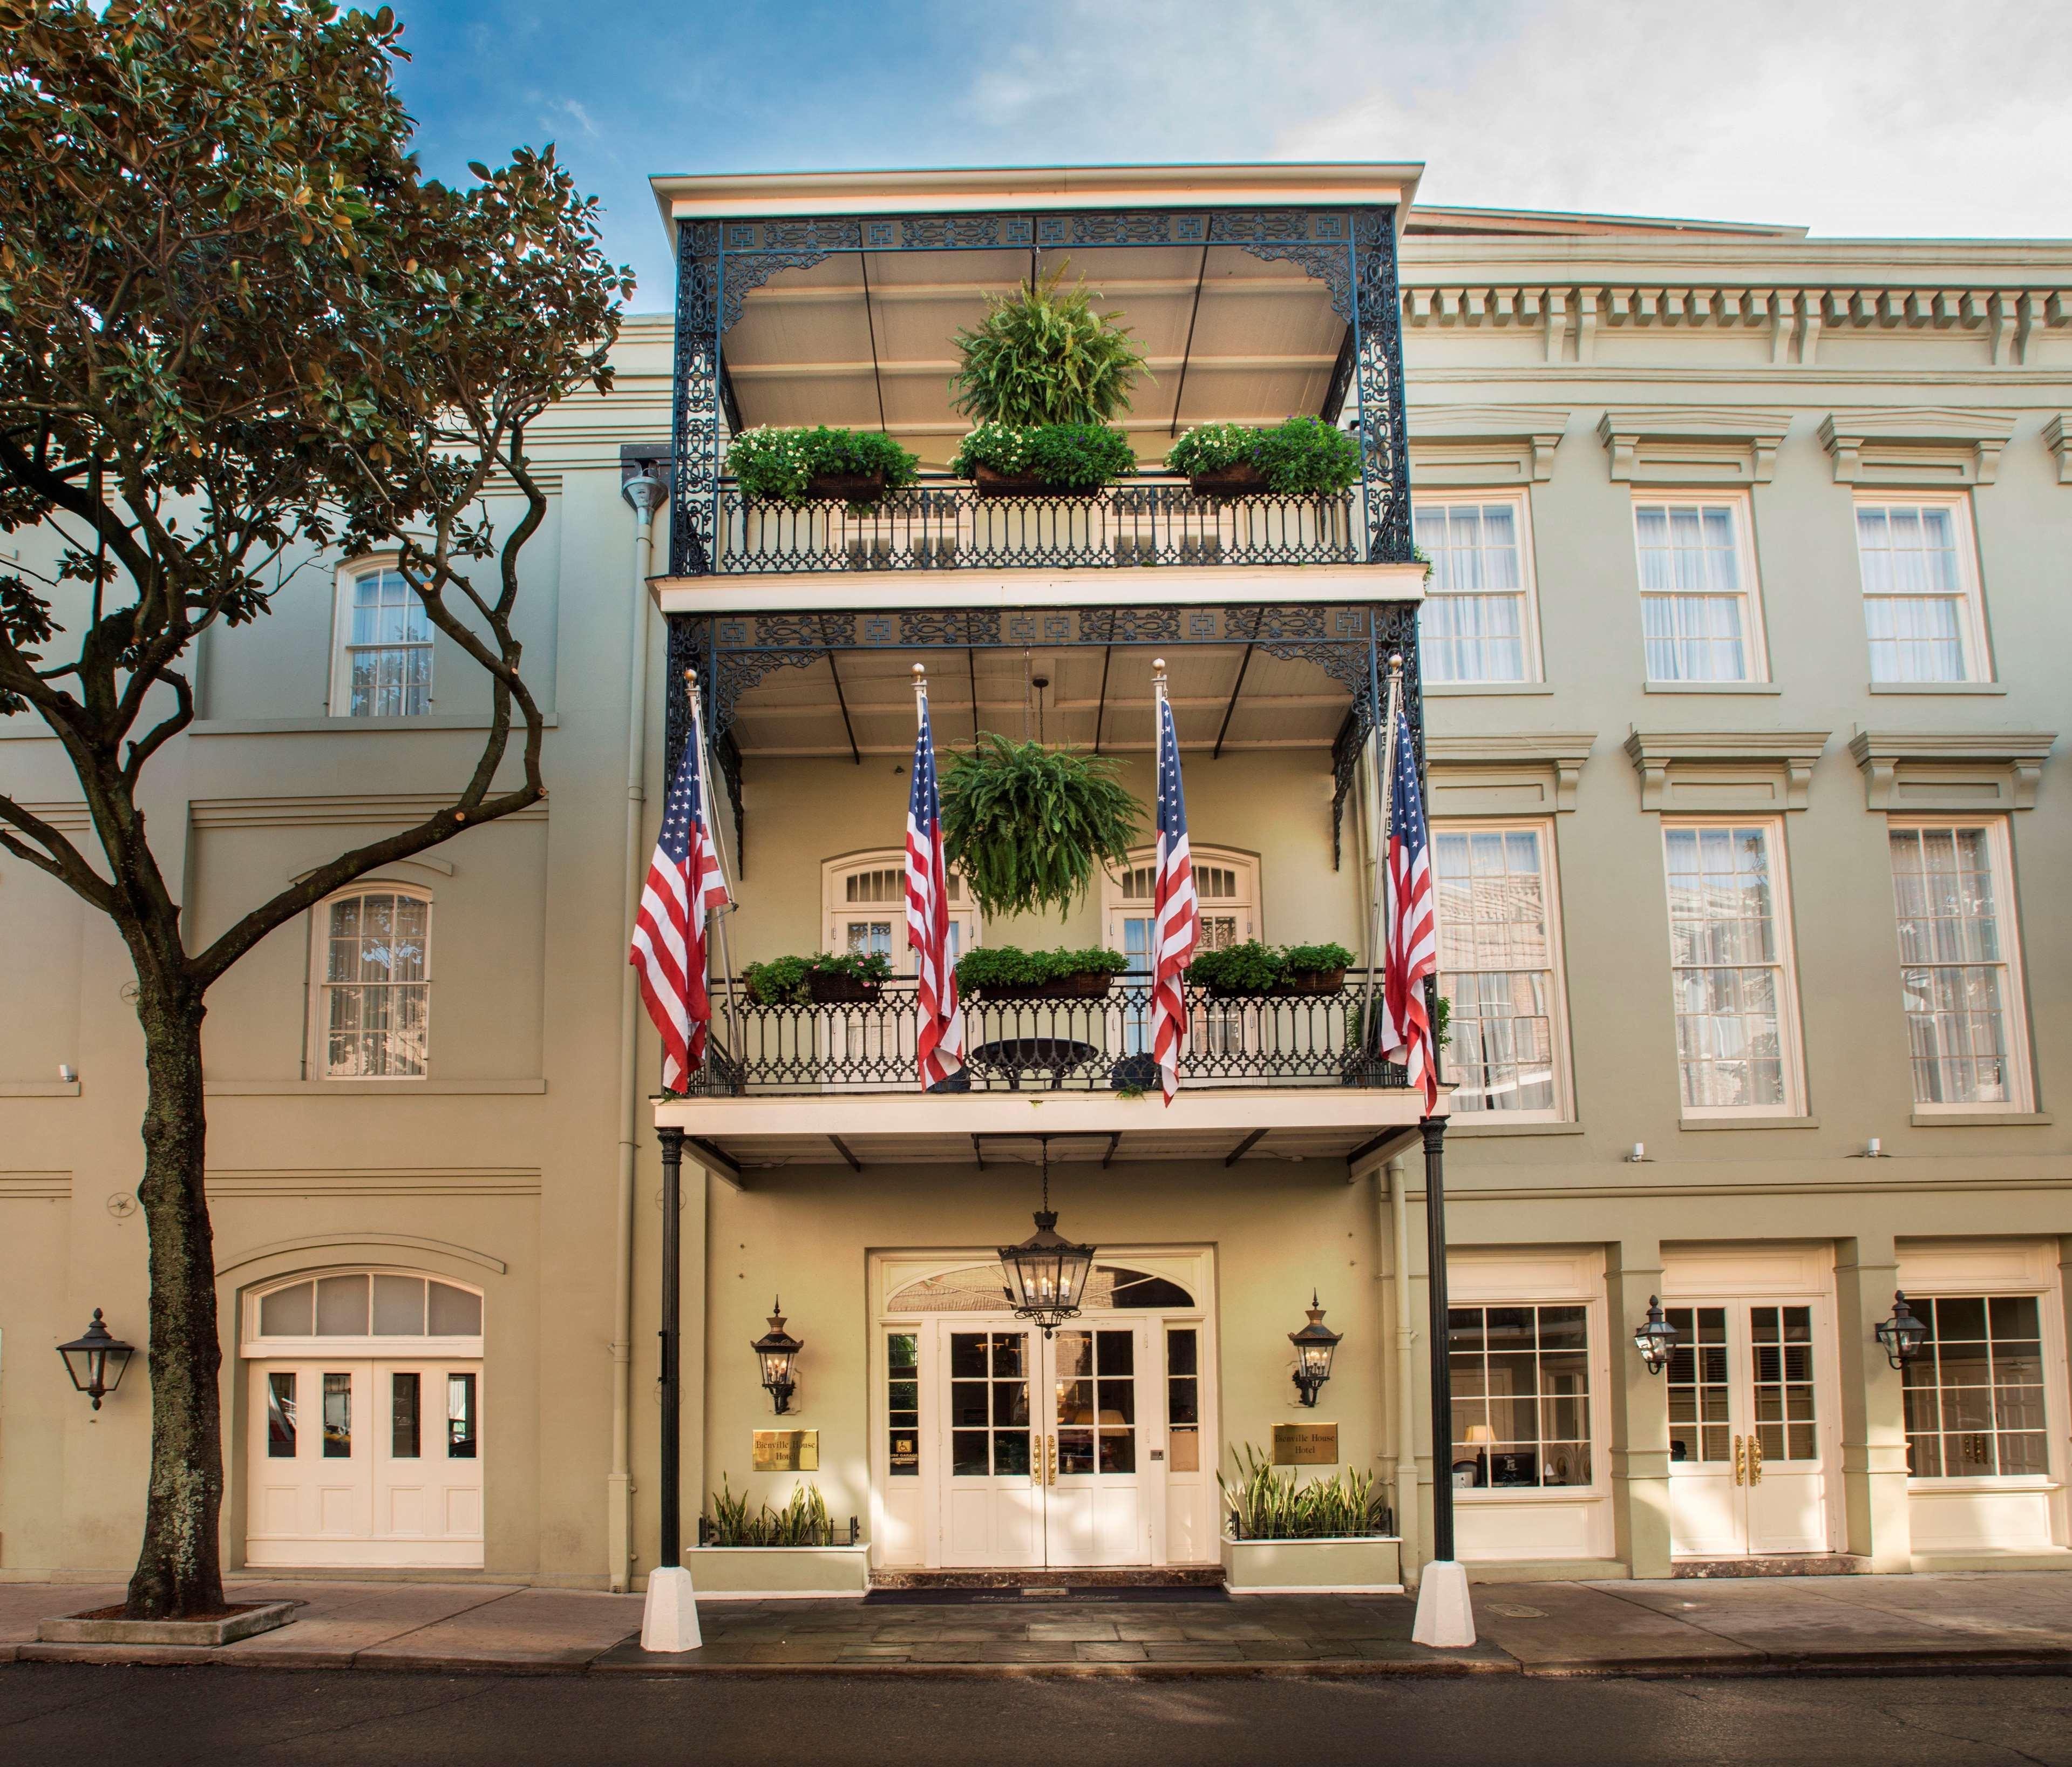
top-left (684, 1542), bottom-right (870, 1599)
top-left (1220, 1534), bottom-right (1403, 1594)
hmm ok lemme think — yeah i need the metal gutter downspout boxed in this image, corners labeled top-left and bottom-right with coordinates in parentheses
top-left (610, 472), bottom-right (663, 1591)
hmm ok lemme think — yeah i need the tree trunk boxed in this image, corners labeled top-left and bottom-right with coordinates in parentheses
top-left (124, 983), bottom-right (226, 1619)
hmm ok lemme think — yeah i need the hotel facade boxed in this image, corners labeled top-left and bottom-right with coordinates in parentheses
top-left (2, 164), bottom-right (2068, 1592)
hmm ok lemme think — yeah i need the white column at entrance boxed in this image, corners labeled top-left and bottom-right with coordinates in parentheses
top-left (1837, 1233), bottom-right (1911, 1572)
top-left (1607, 1238), bottom-right (1673, 1579)
top-left (1383, 1155), bottom-right (1422, 1583)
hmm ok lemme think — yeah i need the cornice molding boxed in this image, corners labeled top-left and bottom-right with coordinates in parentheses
top-left (1598, 408), bottom-right (1794, 485)
top-left (189, 794), bottom-right (549, 829)
top-left (1408, 404), bottom-right (1568, 484)
top-left (1819, 407), bottom-right (2017, 486)
top-left (1623, 728), bottom-right (1831, 812)
top-left (1847, 729), bottom-right (2057, 812)
top-left (1428, 731), bottom-right (1596, 813)
top-left (2046, 415), bottom-right (2072, 485)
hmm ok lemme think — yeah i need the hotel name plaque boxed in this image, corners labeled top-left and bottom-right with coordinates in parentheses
top-left (1272, 1423), bottom-right (1339, 1466)
top-left (752, 1429), bottom-right (819, 1472)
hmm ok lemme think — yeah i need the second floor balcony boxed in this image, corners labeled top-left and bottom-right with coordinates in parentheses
top-left (651, 166), bottom-right (1421, 583)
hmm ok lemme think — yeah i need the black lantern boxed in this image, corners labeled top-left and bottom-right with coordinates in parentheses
top-left (57, 1309), bottom-right (134, 1410)
top-left (998, 1141), bottom-right (1095, 1338)
top-left (1632, 1295), bottom-right (1677, 1376)
top-left (751, 1298), bottom-right (803, 1414)
top-left (1289, 1292), bottom-right (1342, 1407)
top-left (1875, 1291), bottom-right (1929, 1371)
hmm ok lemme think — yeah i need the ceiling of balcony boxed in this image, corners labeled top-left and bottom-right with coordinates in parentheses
top-left (726, 641), bottom-right (1356, 760)
top-left (721, 246), bottom-right (1348, 469)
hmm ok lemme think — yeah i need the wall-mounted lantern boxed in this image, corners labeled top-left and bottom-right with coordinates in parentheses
top-left (1875, 1291), bottom-right (1928, 1371)
top-left (1632, 1295), bottom-right (1677, 1376)
top-left (751, 1299), bottom-right (803, 1415)
top-left (57, 1309), bottom-right (134, 1410)
top-left (1289, 1292), bottom-right (1342, 1407)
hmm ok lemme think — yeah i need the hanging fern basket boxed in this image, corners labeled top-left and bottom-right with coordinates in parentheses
top-left (940, 736), bottom-right (1144, 923)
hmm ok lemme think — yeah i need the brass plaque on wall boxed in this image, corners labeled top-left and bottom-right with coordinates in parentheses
top-left (1272, 1423), bottom-right (1339, 1466)
top-left (752, 1429), bottom-right (819, 1472)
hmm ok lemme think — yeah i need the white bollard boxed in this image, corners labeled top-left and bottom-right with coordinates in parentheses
top-left (640, 1563), bottom-right (702, 1653)
top-left (1411, 1559), bottom-right (1476, 1648)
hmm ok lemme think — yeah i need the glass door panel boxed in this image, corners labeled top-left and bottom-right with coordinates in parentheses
top-left (938, 1325), bottom-right (1041, 1567)
top-left (1043, 1325), bottom-right (1149, 1568)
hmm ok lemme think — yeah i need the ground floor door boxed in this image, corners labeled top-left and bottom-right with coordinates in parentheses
top-left (1666, 1301), bottom-right (1831, 1558)
top-left (936, 1318), bottom-right (1154, 1569)
top-left (246, 1358), bottom-right (484, 1568)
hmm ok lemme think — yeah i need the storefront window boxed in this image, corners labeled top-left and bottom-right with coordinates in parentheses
top-left (1448, 1304), bottom-right (1592, 1488)
top-left (1903, 1295), bottom-right (2048, 1478)
top-left (887, 1332), bottom-right (919, 1476)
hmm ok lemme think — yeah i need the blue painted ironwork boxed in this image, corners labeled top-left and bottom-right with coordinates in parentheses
top-left (665, 205), bottom-right (1416, 576)
top-left (682, 974), bottom-right (1410, 1098)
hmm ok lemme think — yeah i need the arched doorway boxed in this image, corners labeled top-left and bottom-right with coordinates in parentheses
top-left (242, 1269), bottom-right (485, 1568)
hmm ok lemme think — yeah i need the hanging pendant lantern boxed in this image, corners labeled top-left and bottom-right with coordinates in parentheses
top-left (998, 1139), bottom-right (1095, 1338)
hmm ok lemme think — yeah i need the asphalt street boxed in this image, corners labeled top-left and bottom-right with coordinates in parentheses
top-left (2, 1666), bottom-right (2070, 1765)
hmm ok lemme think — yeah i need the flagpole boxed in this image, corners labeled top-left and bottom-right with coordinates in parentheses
top-left (685, 668), bottom-right (742, 1066)
top-left (1363, 653), bottom-right (1405, 1066)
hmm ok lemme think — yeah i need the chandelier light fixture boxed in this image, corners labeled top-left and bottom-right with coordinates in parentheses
top-left (997, 1139), bottom-right (1095, 1337)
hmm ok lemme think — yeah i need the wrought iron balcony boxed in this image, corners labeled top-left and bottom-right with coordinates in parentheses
top-left (685, 974), bottom-right (1410, 1098)
top-left (712, 474), bottom-right (1363, 574)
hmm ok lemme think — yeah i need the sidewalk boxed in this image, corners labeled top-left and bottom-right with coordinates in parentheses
top-left (4, 1573), bottom-right (2069, 1677)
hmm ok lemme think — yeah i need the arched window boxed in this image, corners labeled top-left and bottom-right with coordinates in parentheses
top-left (823, 851), bottom-right (980, 973)
top-left (312, 885), bottom-right (432, 1078)
top-left (249, 1270), bottom-right (484, 1344)
top-left (331, 558), bottom-right (432, 718)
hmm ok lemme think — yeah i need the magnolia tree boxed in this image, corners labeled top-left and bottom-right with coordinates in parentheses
top-left (0, 0), bottom-right (631, 1617)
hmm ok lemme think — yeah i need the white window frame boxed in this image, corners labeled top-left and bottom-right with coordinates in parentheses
top-left (241, 1268), bottom-right (486, 1360)
top-left (1659, 816), bottom-right (1806, 1120)
top-left (821, 850), bottom-right (980, 975)
top-left (1411, 491), bottom-right (1544, 685)
top-left (1431, 817), bottom-right (1573, 1122)
top-left (1852, 492), bottom-right (1993, 686)
top-left (1102, 845), bottom-right (1259, 970)
top-left (307, 882), bottom-right (433, 1082)
top-left (1629, 492), bottom-right (1770, 685)
top-left (1886, 817), bottom-right (2033, 1115)
top-left (329, 554), bottom-right (433, 719)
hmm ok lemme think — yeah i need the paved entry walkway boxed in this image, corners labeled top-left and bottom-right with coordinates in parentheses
top-left (4, 1573), bottom-right (2071, 1676)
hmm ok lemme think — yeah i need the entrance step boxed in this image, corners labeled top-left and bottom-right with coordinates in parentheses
top-left (869, 1567), bottom-right (1224, 1592)
top-left (1673, 1554), bottom-right (1868, 1579)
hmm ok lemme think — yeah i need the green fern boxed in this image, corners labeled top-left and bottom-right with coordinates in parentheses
top-left (949, 266), bottom-right (1150, 426)
top-left (940, 735), bottom-right (1143, 922)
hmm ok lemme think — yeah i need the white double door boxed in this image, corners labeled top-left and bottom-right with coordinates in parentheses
top-left (936, 1318), bottom-right (1152, 1569)
top-left (247, 1359), bottom-right (483, 1567)
top-left (1666, 1300), bottom-right (1833, 1559)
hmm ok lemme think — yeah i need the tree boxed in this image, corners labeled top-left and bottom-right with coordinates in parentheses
top-left (0, 0), bottom-right (632, 1617)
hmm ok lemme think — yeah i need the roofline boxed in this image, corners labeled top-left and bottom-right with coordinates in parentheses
top-left (649, 161), bottom-right (1424, 232)
top-left (1407, 204), bottom-right (1811, 240)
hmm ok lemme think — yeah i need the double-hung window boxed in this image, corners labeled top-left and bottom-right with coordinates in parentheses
top-left (1661, 821), bottom-right (1802, 1115)
top-left (1433, 823), bottom-right (1567, 1117)
top-left (1854, 498), bottom-right (1989, 683)
top-left (316, 887), bottom-right (431, 1078)
top-left (1632, 497), bottom-right (1765, 683)
top-left (336, 564), bottom-right (432, 717)
top-left (1414, 497), bottom-right (1537, 684)
top-left (1887, 822), bottom-right (2030, 1111)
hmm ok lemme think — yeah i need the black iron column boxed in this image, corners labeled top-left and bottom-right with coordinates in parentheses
top-left (1422, 1115), bottom-right (1453, 1562)
top-left (657, 1125), bottom-right (685, 1570)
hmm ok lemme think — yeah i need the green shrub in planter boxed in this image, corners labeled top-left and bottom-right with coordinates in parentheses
top-left (954, 945), bottom-right (1128, 994)
top-left (949, 421), bottom-right (1137, 492)
top-left (949, 267), bottom-right (1149, 426)
top-left (742, 951), bottom-right (892, 1006)
top-left (1186, 939), bottom-right (1283, 995)
top-left (1165, 416), bottom-right (1361, 496)
top-left (706, 1477), bottom-right (834, 1547)
top-left (726, 425), bottom-right (919, 511)
top-left (940, 735), bottom-right (1142, 920)
top-left (1219, 1444), bottom-right (1390, 1540)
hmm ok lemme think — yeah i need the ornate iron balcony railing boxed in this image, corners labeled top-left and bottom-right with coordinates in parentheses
top-left (711, 475), bottom-right (1363, 574)
top-left (686, 974), bottom-right (1410, 1098)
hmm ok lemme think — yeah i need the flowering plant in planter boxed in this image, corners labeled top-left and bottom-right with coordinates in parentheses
top-left (726, 425), bottom-right (920, 512)
top-left (949, 421), bottom-right (1137, 494)
top-left (955, 944), bottom-right (1129, 999)
top-left (1166, 415), bottom-right (1362, 497)
top-left (741, 951), bottom-right (892, 1006)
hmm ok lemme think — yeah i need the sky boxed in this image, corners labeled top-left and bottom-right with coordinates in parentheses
top-left (390, 0), bottom-right (2072, 309)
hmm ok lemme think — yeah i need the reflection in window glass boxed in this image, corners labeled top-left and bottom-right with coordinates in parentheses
top-left (1751, 1305), bottom-right (1818, 1463)
top-left (1167, 1328), bottom-right (1200, 1473)
top-left (267, 1372), bottom-right (298, 1458)
top-left (887, 1332), bottom-right (919, 1477)
top-left (1663, 823), bottom-right (1790, 1111)
top-left (1055, 1329), bottom-right (1136, 1476)
top-left (447, 1372), bottom-right (478, 1460)
top-left (1903, 1294), bottom-right (2048, 1478)
top-left (346, 568), bottom-right (432, 717)
top-left (391, 1372), bottom-right (422, 1459)
top-left (1889, 825), bottom-right (2017, 1107)
top-left (324, 890), bottom-right (431, 1079)
top-left (323, 1372), bottom-right (352, 1458)
top-left (1436, 827), bottom-right (1559, 1114)
top-left (1666, 1306), bottom-right (1730, 1465)
top-left (1448, 1304), bottom-right (1592, 1488)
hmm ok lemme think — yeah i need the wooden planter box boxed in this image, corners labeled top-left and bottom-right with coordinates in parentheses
top-left (805, 470), bottom-right (887, 505)
top-left (1279, 967), bottom-right (1347, 996)
top-left (971, 463), bottom-right (1104, 499)
top-left (683, 1543), bottom-right (871, 1599)
top-left (1188, 461), bottom-right (1269, 499)
top-left (970, 971), bottom-right (1116, 1001)
top-left (806, 971), bottom-right (885, 1005)
top-left (1220, 1534), bottom-right (1403, 1595)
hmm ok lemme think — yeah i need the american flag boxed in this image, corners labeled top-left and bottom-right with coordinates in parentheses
top-left (1150, 686), bottom-right (1199, 1106)
top-left (905, 683), bottom-right (964, 1089)
top-left (1379, 705), bottom-right (1439, 1112)
top-left (630, 707), bottom-right (732, 1092)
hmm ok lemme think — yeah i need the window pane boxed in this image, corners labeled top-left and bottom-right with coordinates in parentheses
top-left (428, 1282), bottom-right (483, 1336)
top-left (391, 1371), bottom-right (421, 1458)
top-left (1450, 1303), bottom-right (1593, 1489)
top-left (323, 1372), bottom-right (352, 1457)
top-left (373, 1275), bottom-right (426, 1336)
top-left (1417, 500), bottom-right (1530, 683)
top-left (1857, 503), bottom-right (1973, 682)
top-left (1908, 1293), bottom-right (2055, 1481)
top-left (1666, 824), bottom-right (1789, 1109)
top-left (267, 1372), bottom-right (298, 1458)
top-left (316, 1274), bottom-right (370, 1336)
top-left (446, 1372), bottom-right (478, 1459)
top-left (1890, 827), bottom-right (2015, 1106)
top-left (1435, 825), bottom-right (1560, 1114)
top-left (260, 1282), bottom-right (314, 1337)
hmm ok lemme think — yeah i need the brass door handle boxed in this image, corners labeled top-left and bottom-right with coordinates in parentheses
top-left (1749, 1433), bottom-right (1763, 1485)
top-left (1733, 1433), bottom-right (1745, 1486)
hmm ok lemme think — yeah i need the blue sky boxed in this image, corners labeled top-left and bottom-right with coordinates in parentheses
top-left (391, 0), bottom-right (2071, 309)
